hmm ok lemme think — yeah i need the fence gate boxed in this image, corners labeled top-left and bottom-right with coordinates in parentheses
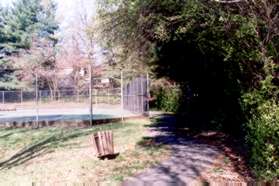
top-left (123, 75), bottom-right (149, 116)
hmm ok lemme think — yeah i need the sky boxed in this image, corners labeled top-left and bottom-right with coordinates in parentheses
top-left (0, 0), bottom-right (97, 32)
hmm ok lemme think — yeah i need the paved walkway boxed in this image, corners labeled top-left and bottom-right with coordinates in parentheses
top-left (122, 115), bottom-right (221, 186)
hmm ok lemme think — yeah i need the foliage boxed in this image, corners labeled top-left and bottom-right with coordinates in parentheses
top-left (242, 65), bottom-right (279, 179)
top-left (95, 0), bottom-right (154, 77)
top-left (0, 0), bottom-right (58, 90)
top-left (98, 0), bottom-right (279, 180)
top-left (0, 0), bottom-right (58, 55)
top-left (0, 59), bottom-right (19, 89)
top-left (152, 85), bottom-right (181, 112)
top-left (246, 102), bottom-right (279, 180)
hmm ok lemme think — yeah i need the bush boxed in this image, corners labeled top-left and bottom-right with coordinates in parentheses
top-left (246, 102), bottom-right (279, 180)
top-left (154, 87), bottom-right (181, 112)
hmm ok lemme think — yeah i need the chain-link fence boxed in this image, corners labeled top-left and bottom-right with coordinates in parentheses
top-left (0, 68), bottom-right (149, 127)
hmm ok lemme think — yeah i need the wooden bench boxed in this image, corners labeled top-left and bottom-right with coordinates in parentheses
top-left (90, 130), bottom-right (119, 159)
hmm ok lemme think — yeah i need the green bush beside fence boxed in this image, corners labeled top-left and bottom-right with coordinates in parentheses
top-left (154, 87), bottom-right (181, 113)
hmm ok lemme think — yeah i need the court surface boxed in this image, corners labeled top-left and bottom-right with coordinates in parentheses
top-left (0, 107), bottom-right (138, 123)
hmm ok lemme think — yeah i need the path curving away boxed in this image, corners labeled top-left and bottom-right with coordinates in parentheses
top-left (122, 114), bottom-right (221, 186)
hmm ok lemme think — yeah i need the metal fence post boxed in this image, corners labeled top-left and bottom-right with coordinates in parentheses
top-left (35, 73), bottom-right (39, 127)
top-left (77, 89), bottom-right (80, 102)
top-left (20, 89), bottom-right (23, 104)
top-left (107, 88), bottom-right (109, 105)
top-left (132, 79), bottom-right (136, 112)
top-left (141, 76), bottom-right (144, 114)
top-left (89, 64), bottom-right (93, 126)
top-left (121, 71), bottom-right (124, 121)
top-left (39, 91), bottom-right (42, 103)
top-left (2, 91), bottom-right (4, 104)
top-left (95, 89), bottom-right (98, 106)
top-left (146, 73), bottom-right (150, 117)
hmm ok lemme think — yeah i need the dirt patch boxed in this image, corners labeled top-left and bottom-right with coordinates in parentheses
top-left (193, 131), bottom-right (254, 182)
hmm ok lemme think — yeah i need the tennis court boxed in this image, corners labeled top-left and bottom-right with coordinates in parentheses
top-left (0, 106), bottom-right (139, 124)
top-left (0, 75), bottom-right (149, 126)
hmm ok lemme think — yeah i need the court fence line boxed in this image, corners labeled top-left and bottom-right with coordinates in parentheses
top-left (0, 71), bottom-right (150, 126)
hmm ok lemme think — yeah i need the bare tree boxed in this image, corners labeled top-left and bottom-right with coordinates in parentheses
top-left (14, 37), bottom-right (60, 99)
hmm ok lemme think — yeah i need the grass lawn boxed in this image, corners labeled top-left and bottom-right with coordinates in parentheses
top-left (0, 119), bottom-right (169, 185)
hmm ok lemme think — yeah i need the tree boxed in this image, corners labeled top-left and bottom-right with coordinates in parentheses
top-left (92, 0), bottom-right (152, 79)
top-left (0, 0), bottom-right (58, 90)
top-left (53, 0), bottom-right (98, 98)
top-left (15, 37), bottom-right (59, 95)
top-left (97, 0), bottom-right (279, 179)
top-left (56, 38), bottom-right (90, 99)
top-left (0, 7), bottom-right (20, 89)
top-left (98, 0), bottom-right (279, 128)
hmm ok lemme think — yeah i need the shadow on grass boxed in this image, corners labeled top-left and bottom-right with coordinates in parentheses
top-left (0, 122), bottom-right (128, 170)
top-left (0, 128), bottom-right (31, 140)
top-left (0, 136), bottom-right (56, 170)
top-left (0, 128), bottom-right (97, 170)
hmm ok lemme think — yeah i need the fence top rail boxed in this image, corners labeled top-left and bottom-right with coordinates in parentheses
top-left (0, 88), bottom-right (122, 92)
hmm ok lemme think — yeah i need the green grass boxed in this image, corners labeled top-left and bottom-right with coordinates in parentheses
top-left (0, 123), bottom-right (123, 152)
top-left (0, 119), bottom-right (169, 185)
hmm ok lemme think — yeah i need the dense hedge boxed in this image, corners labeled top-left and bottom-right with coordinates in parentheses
top-left (154, 87), bottom-right (181, 113)
top-left (246, 102), bottom-right (279, 180)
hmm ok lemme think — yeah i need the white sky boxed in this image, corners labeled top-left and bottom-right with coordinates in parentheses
top-left (0, 0), bottom-right (97, 32)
